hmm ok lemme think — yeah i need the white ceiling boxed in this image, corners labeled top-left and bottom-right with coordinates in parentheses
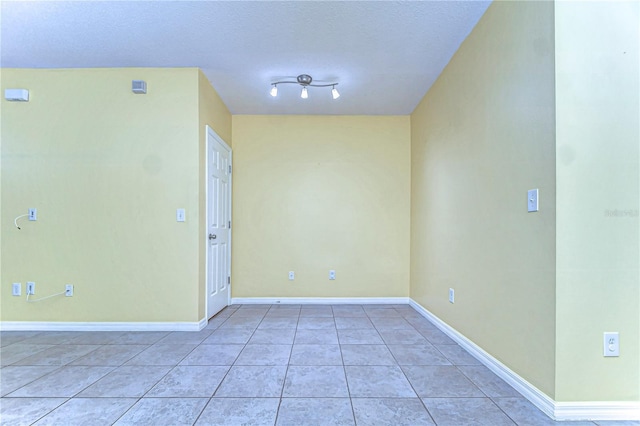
top-left (1, 1), bottom-right (491, 115)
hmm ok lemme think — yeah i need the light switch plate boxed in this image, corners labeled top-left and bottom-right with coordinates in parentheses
top-left (176, 209), bottom-right (185, 222)
top-left (528, 189), bottom-right (539, 212)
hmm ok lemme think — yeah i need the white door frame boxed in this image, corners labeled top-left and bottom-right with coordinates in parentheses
top-left (205, 125), bottom-right (232, 319)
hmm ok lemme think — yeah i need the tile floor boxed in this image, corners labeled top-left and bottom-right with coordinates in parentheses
top-left (1, 304), bottom-right (638, 426)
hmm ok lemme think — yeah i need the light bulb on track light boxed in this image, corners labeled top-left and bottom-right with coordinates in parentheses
top-left (270, 85), bottom-right (278, 97)
top-left (331, 86), bottom-right (340, 99)
top-left (301, 86), bottom-right (308, 99)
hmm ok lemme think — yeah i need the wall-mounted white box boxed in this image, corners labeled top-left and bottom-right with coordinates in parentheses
top-left (528, 189), bottom-right (539, 212)
top-left (132, 80), bottom-right (147, 94)
top-left (5, 89), bottom-right (29, 102)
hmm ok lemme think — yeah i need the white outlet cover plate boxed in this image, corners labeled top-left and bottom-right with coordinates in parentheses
top-left (527, 189), bottom-right (539, 212)
top-left (288, 271), bottom-right (295, 280)
top-left (29, 208), bottom-right (37, 221)
top-left (12, 283), bottom-right (21, 296)
top-left (329, 270), bottom-right (336, 280)
top-left (176, 208), bottom-right (186, 222)
top-left (449, 288), bottom-right (455, 303)
top-left (603, 332), bottom-right (619, 357)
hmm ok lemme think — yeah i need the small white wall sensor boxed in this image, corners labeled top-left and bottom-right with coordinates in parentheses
top-left (5, 89), bottom-right (29, 102)
top-left (132, 80), bottom-right (147, 94)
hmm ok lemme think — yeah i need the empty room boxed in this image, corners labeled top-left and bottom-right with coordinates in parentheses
top-left (1, 1), bottom-right (638, 425)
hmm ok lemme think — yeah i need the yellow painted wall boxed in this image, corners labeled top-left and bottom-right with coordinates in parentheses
top-left (554, 0), bottom-right (639, 402)
top-left (231, 115), bottom-right (411, 298)
top-left (410, 1), bottom-right (557, 397)
top-left (197, 70), bottom-right (233, 319)
top-left (198, 70), bottom-right (232, 146)
top-left (1, 68), bottom-right (209, 323)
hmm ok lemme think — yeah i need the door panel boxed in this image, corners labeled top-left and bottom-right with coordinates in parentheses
top-left (207, 127), bottom-right (231, 318)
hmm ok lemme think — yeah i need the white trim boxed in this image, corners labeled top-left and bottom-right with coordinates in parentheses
top-left (408, 299), bottom-right (556, 417)
top-left (197, 317), bottom-right (208, 330)
top-left (231, 297), bottom-right (410, 305)
top-left (0, 321), bottom-right (206, 332)
top-left (554, 401), bottom-right (640, 421)
top-left (409, 299), bottom-right (640, 422)
top-left (228, 145), bottom-right (233, 309)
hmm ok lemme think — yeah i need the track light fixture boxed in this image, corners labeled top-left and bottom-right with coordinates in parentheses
top-left (270, 74), bottom-right (340, 100)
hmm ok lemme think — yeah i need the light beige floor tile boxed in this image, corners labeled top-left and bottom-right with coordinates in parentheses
top-left (146, 365), bottom-right (229, 397)
top-left (7, 366), bottom-right (114, 397)
top-left (235, 344), bottom-right (292, 365)
top-left (1, 366), bottom-right (60, 396)
top-left (0, 398), bottom-right (66, 426)
top-left (113, 398), bottom-right (208, 426)
top-left (352, 398), bottom-right (435, 426)
top-left (33, 397), bottom-right (136, 426)
top-left (276, 398), bottom-right (354, 426)
top-left (283, 366), bottom-right (349, 397)
top-left (196, 398), bottom-right (279, 425)
top-left (77, 365), bottom-right (172, 397)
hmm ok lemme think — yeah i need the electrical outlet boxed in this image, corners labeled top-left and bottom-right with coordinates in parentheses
top-left (65, 284), bottom-right (74, 297)
top-left (449, 288), bottom-right (455, 303)
top-left (29, 208), bottom-right (37, 221)
top-left (26, 281), bottom-right (35, 295)
top-left (288, 271), bottom-right (295, 281)
top-left (603, 332), bottom-right (619, 357)
top-left (12, 283), bottom-right (21, 296)
top-left (329, 270), bottom-right (336, 280)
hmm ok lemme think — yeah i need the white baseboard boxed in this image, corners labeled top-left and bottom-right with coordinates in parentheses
top-left (0, 321), bottom-right (206, 332)
top-left (197, 317), bottom-right (208, 330)
top-left (408, 299), bottom-right (640, 422)
top-left (554, 401), bottom-right (640, 421)
top-left (231, 297), bottom-right (410, 305)
top-left (408, 299), bottom-right (557, 417)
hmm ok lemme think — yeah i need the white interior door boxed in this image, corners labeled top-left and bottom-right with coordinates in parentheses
top-left (206, 126), bottom-right (231, 318)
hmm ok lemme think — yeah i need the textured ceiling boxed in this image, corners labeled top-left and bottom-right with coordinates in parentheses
top-left (1, 1), bottom-right (491, 115)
